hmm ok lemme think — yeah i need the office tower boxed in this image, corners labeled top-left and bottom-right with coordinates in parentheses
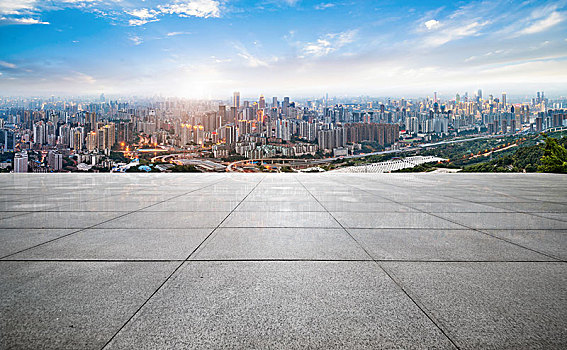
top-left (502, 92), bottom-right (507, 109)
top-left (33, 121), bottom-right (45, 145)
top-left (97, 124), bottom-right (115, 150)
top-left (0, 129), bottom-right (16, 151)
top-left (14, 152), bottom-right (28, 173)
top-left (48, 151), bottom-right (63, 171)
top-left (477, 89), bottom-right (482, 100)
top-left (86, 112), bottom-right (97, 132)
top-left (230, 106), bottom-right (238, 124)
top-left (71, 127), bottom-right (84, 150)
top-left (282, 97), bottom-right (290, 117)
top-left (434, 92), bottom-right (438, 103)
top-left (233, 92), bottom-right (240, 109)
top-left (194, 125), bottom-right (205, 145)
top-left (219, 105), bottom-right (227, 125)
top-left (272, 97), bottom-right (278, 109)
top-left (58, 124), bottom-right (71, 147)
top-left (86, 132), bottom-right (97, 151)
top-left (259, 95), bottom-right (266, 109)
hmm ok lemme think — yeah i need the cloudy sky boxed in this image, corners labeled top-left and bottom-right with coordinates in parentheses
top-left (0, 0), bottom-right (566, 98)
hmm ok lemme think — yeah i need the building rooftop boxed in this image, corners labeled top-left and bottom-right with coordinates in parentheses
top-left (0, 173), bottom-right (566, 349)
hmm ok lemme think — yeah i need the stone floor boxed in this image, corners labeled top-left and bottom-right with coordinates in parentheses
top-left (0, 173), bottom-right (565, 349)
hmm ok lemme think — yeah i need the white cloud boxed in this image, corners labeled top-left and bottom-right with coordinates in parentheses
top-left (128, 18), bottom-right (159, 26)
top-left (126, 8), bottom-right (160, 26)
top-left (167, 31), bottom-right (191, 36)
top-left (303, 29), bottom-right (358, 57)
top-left (159, 0), bottom-right (220, 18)
top-left (0, 60), bottom-right (17, 69)
top-left (126, 8), bottom-right (158, 20)
top-left (234, 43), bottom-right (268, 67)
top-left (424, 19), bottom-right (440, 30)
top-left (520, 11), bottom-right (563, 34)
top-left (0, 0), bottom-right (37, 15)
top-left (129, 35), bottom-right (143, 45)
top-left (315, 3), bottom-right (335, 10)
top-left (0, 16), bottom-right (48, 24)
top-left (64, 71), bottom-right (96, 84)
top-left (423, 20), bottom-right (489, 47)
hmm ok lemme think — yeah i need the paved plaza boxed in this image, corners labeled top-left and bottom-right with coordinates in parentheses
top-left (0, 173), bottom-right (566, 349)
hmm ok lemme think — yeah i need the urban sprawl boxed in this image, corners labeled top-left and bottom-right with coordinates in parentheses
top-left (0, 91), bottom-right (565, 173)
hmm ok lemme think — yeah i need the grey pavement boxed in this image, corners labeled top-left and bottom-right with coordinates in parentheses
top-left (0, 173), bottom-right (565, 349)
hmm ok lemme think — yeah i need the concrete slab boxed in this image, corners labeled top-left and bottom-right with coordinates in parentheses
top-left (105, 261), bottom-right (455, 349)
top-left (382, 262), bottom-right (567, 350)
top-left (221, 211), bottom-right (341, 228)
top-left (481, 229), bottom-right (567, 260)
top-left (350, 229), bottom-right (553, 261)
top-left (0, 211), bottom-right (125, 229)
top-left (482, 201), bottom-right (567, 213)
top-left (193, 228), bottom-right (370, 260)
top-left (407, 202), bottom-right (511, 213)
top-left (320, 201), bottom-right (417, 212)
top-left (0, 261), bottom-right (178, 350)
top-left (95, 211), bottom-right (229, 229)
top-left (8, 228), bottom-right (213, 260)
top-left (435, 212), bottom-right (567, 230)
top-left (0, 228), bottom-right (76, 258)
top-left (235, 200), bottom-right (327, 212)
top-left (332, 212), bottom-right (464, 229)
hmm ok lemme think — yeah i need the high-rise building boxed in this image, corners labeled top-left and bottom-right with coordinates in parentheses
top-left (86, 131), bottom-right (97, 151)
top-left (97, 123), bottom-right (115, 150)
top-left (14, 152), bottom-right (28, 173)
top-left (259, 95), bottom-right (266, 109)
top-left (0, 129), bottom-right (16, 151)
top-left (86, 112), bottom-right (97, 132)
top-left (282, 97), bottom-right (290, 117)
top-left (219, 105), bottom-right (227, 125)
top-left (502, 92), bottom-right (507, 110)
top-left (71, 127), bottom-right (84, 150)
top-left (48, 151), bottom-right (63, 171)
top-left (33, 121), bottom-right (45, 145)
top-left (233, 92), bottom-right (241, 109)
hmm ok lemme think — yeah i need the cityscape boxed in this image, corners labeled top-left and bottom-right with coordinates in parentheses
top-left (1, 1), bottom-right (566, 349)
top-left (1, 90), bottom-right (565, 173)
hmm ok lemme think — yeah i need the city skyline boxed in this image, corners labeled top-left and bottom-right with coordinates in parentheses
top-left (0, 0), bottom-right (566, 97)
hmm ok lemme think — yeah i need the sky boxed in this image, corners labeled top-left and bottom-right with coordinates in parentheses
top-left (0, 0), bottom-right (566, 99)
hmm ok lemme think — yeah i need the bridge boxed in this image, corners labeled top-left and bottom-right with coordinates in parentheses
top-left (227, 158), bottom-right (321, 172)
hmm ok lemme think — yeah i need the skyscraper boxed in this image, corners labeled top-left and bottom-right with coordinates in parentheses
top-left (48, 151), bottom-right (63, 171)
top-left (14, 152), bottom-right (28, 173)
top-left (502, 92), bottom-right (507, 110)
top-left (233, 92), bottom-right (240, 110)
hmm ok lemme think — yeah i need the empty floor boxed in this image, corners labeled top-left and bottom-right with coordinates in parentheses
top-left (0, 173), bottom-right (566, 349)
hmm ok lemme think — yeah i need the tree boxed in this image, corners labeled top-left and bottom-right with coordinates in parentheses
top-left (539, 137), bottom-right (567, 173)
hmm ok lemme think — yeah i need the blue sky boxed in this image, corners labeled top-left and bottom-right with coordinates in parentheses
top-left (0, 0), bottom-right (566, 98)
